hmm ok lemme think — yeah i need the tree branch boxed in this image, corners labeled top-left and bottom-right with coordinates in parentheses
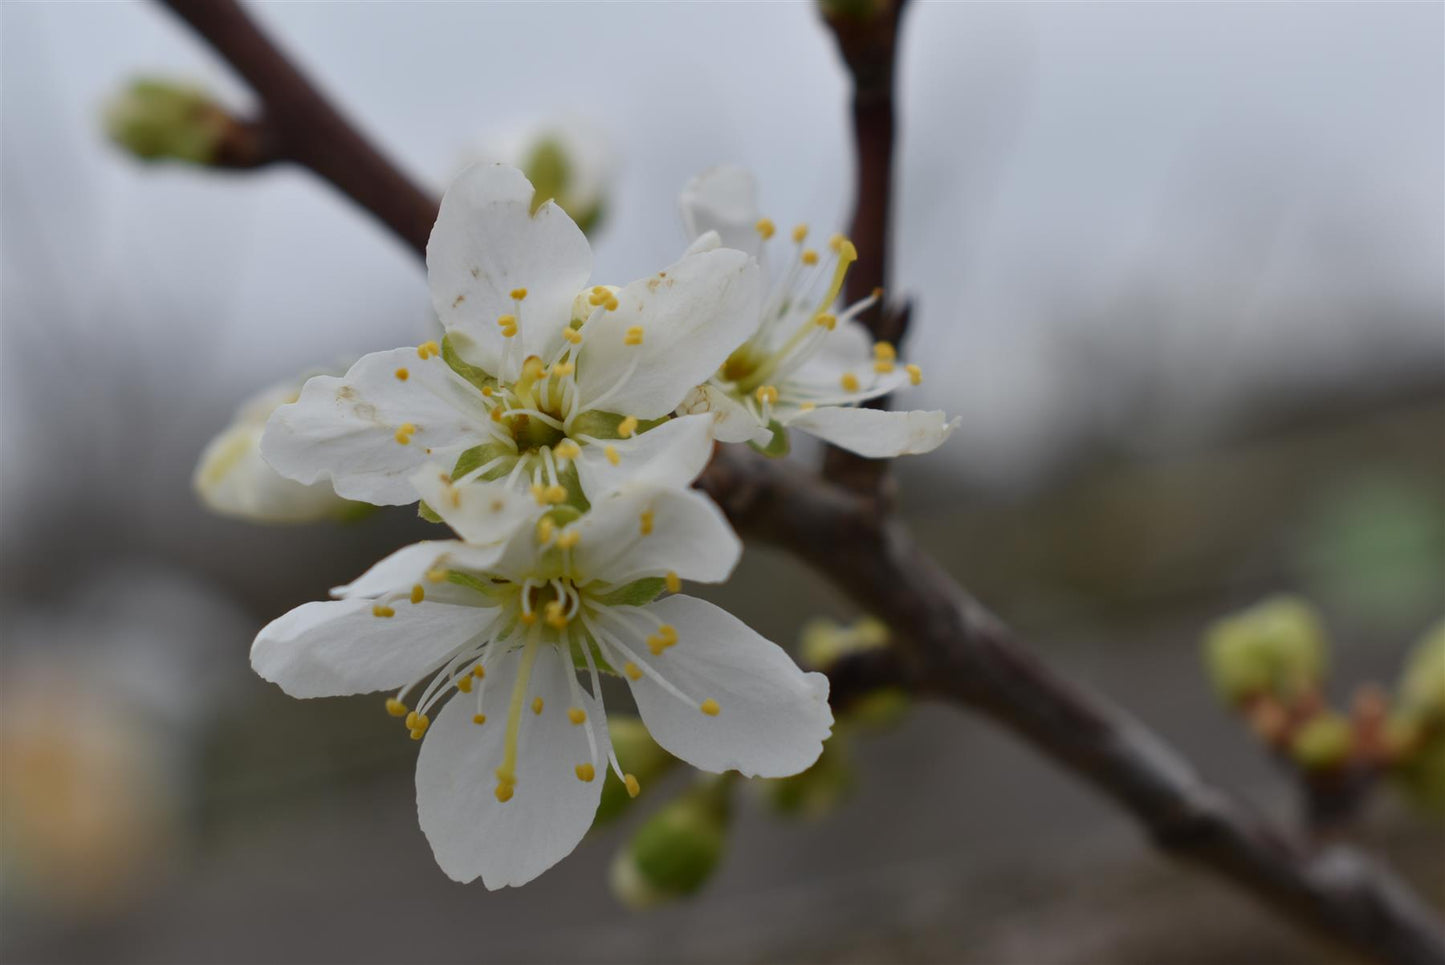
top-left (152, 2), bottom-right (1445, 961)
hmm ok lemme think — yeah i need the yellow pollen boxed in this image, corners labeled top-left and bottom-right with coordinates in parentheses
top-left (372, 604), bottom-right (395, 618)
top-left (840, 373), bottom-right (861, 392)
top-left (556, 529), bottom-right (580, 550)
top-left (873, 341), bottom-right (897, 361)
top-left (481, 385), bottom-right (495, 397)
top-left (410, 584), bottom-right (425, 604)
top-left (472, 665), bottom-right (486, 679)
top-left (874, 360), bottom-right (896, 374)
top-left (456, 674), bottom-right (473, 693)
top-left (394, 423), bottom-right (416, 445)
top-left (604, 295), bottom-right (619, 312)
top-left (520, 612), bottom-right (538, 626)
top-left (490, 408), bottom-right (504, 422)
top-left (426, 567), bottom-right (447, 583)
top-left (624, 774), bottom-right (641, 798)
top-left (536, 517), bottom-right (555, 544)
top-left (700, 698), bottom-right (721, 717)
top-left (567, 707), bottom-right (587, 725)
top-left (554, 440), bottom-right (581, 460)
top-left (604, 445), bottom-right (620, 466)
top-left (618, 416), bottom-right (639, 438)
top-left (624, 325), bottom-right (644, 346)
top-left (473, 713), bottom-right (487, 725)
top-left (385, 698), bottom-right (408, 717)
top-left (754, 385), bottom-right (779, 405)
top-left (829, 233), bottom-right (847, 253)
top-left (544, 483), bottom-right (568, 504)
top-left (588, 287), bottom-right (609, 305)
top-left (495, 783), bottom-right (514, 803)
top-left (532, 696), bottom-right (544, 715)
top-left (417, 340), bottom-right (440, 359)
top-left (665, 571), bottom-right (681, 593)
top-left (791, 223), bottom-right (809, 243)
top-left (409, 713), bottom-right (430, 737)
top-left (814, 313), bottom-right (837, 330)
top-left (544, 601), bottom-right (568, 629)
top-left (755, 217), bottom-right (776, 239)
top-left (623, 662), bottom-right (643, 681)
top-left (575, 763), bottom-right (596, 782)
top-left (497, 313), bottom-right (517, 328)
top-left (563, 326), bottom-right (583, 344)
top-left (551, 361), bottom-right (575, 377)
top-left (510, 287), bottom-right (528, 300)
top-left (639, 510), bottom-right (654, 536)
top-left (800, 402), bottom-right (816, 412)
top-left (394, 367), bottom-right (409, 381)
top-left (405, 711), bottom-right (419, 729)
top-left (906, 364), bottom-right (923, 386)
top-left (647, 623), bottom-right (679, 654)
top-left (530, 483), bottom-right (547, 505)
top-left (801, 249), bottom-right (819, 266)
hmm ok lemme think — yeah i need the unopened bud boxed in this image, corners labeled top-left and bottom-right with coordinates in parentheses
top-left (800, 615), bottom-right (889, 671)
top-left (1398, 620), bottom-right (1445, 724)
top-left (1203, 596), bottom-right (1328, 704)
top-left (103, 78), bottom-right (235, 166)
top-left (609, 778), bottom-right (730, 910)
top-left (593, 717), bottom-right (676, 826)
top-left (1289, 713), bottom-right (1353, 772)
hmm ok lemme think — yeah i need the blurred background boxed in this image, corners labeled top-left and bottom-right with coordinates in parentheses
top-left (2, 2), bottom-right (1441, 962)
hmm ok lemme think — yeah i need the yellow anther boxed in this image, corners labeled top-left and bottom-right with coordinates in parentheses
top-left (544, 484), bottom-right (568, 504)
top-left (495, 783), bottom-right (514, 803)
top-left (544, 601), bottom-right (568, 630)
top-left (647, 638), bottom-right (667, 656)
top-left (510, 287), bottom-right (528, 300)
top-left (536, 517), bottom-right (555, 545)
top-left (647, 623), bottom-right (679, 654)
top-left (575, 763), bottom-right (596, 783)
top-left (623, 662), bottom-right (643, 681)
top-left (755, 217), bottom-right (776, 239)
top-left (496, 768), bottom-right (516, 785)
top-left (410, 584), bottom-right (425, 604)
top-left (520, 611), bottom-right (538, 626)
top-left (385, 698), bottom-right (408, 717)
top-left (417, 340), bottom-right (440, 359)
top-left (604, 445), bottom-right (620, 466)
top-left (550, 361), bottom-right (575, 377)
top-left (665, 571), bottom-right (681, 593)
top-left (639, 510), bottom-right (654, 536)
top-left (532, 696), bottom-right (544, 715)
top-left (497, 313), bottom-right (517, 328)
top-left (456, 674), bottom-right (473, 693)
top-left (394, 422), bottom-right (416, 445)
top-left (426, 568), bottom-right (447, 583)
top-left (481, 385), bottom-right (495, 397)
top-left (791, 223), bottom-right (809, 244)
top-left (473, 713), bottom-right (487, 726)
top-left (840, 373), bottom-right (861, 392)
top-left (754, 385), bottom-right (779, 405)
top-left (873, 341), bottom-right (897, 361)
top-left (394, 367), bottom-right (410, 381)
top-left (624, 325), bottom-right (644, 346)
top-left (814, 313), bottom-right (837, 330)
top-left (618, 416), bottom-right (639, 438)
top-left (556, 529), bottom-right (581, 550)
top-left (472, 665), bottom-right (486, 679)
top-left (409, 713), bottom-right (430, 737)
top-left (563, 326), bottom-right (583, 344)
top-left (874, 360), bottom-right (896, 374)
top-left (405, 710), bottom-right (419, 729)
top-left (530, 483), bottom-right (549, 505)
top-left (372, 604), bottom-right (396, 618)
top-left (490, 408), bottom-right (504, 423)
top-left (906, 364), bottom-right (923, 386)
top-left (828, 233), bottom-right (847, 253)
top-left (604, 295), bottom-right (619, 312)
top-left (700, 698), bottom-right (721, 717)
top-left (554, 440), bottom-right (581, 460)
top-left (799, 402), bottom-right (816, 412)
top-left (567, 707), bottom-right (587, 725)
top-left (801, 249), bottom-right (820, 266)
top-left (624, 774), bottom-right (641, 798)
top-left (588, 287), bottom-right (609, 305)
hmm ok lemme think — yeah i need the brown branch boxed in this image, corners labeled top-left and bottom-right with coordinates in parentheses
top-left (153, 2), bottom-right (1445, 962)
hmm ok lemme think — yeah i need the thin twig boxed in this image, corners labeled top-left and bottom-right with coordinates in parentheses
top-left (151, 1), bottom-right (1445, 961)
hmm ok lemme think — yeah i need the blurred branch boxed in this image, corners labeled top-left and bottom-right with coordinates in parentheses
top-left (158, 0), bottom-right (438, 253)
top-left (153, 2), bottom-right (1445, 961)
top-left (821, 0), bottom-right (911, 496)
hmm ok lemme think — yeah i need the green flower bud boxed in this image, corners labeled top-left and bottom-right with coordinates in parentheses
top-left (800, 615), bottom-right (890, 671)
top-left (593, 717), bottom-right (676, 826)
top-left (1391, 730), bottom-right (1445, 814)
top-left (1203, 596), bottom-right (1328, 704)
top-left (763, 733), bottom-right (853, 819)
top-left (103, 78), bottom-right (230, 165)
top-left (1289, 713), bottom-right (1354, 771)
top-left (1397, 620), bottom-right (1445, 724)
top-left (609, 778), bottom-right (730, 909)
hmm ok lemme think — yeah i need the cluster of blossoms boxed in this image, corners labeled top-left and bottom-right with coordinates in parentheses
top-left (231, 162), bottom-right (951, 888)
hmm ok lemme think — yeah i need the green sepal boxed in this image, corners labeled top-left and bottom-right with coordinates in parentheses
top-left (417, 500), bottom-right (444, 524)
top-left (452, 442), bottom-right (514, 482)
top-left (570, 409), bottom-right (668, 441)
top-left (441, 334), bottom-right (497, 393)
top-left (591, 578), bottom-right (666, 608)
top-left (748, 420), bottom-right (790, 458)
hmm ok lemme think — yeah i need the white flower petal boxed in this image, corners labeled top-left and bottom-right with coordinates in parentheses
top-left (785, 406), bottom-right (957, 458)
top-left (573, 413), bottom-right (715, 500)
top-left (573, 486), bottom-right (739, 586)
top-left (678, 384), bottom-right (773, 445)
top-left (261, 348), bottom-right (490, 506)
top-left (679, 165), bottom-right (762, 258)
top-left (615, 595), bottom-right (832, 778)
top-left (428, 164), bottom-right (593, 380)
top-left (416, 641), bottom-right (607, 888)
top-left (330, 540), bottom-right (470, 599)
top-left (251, 598), bottom-right (493, 698)
top-left (410, 464), bottom-right (534, 547)
top-left (576, 248), bottom-right (760, 420)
